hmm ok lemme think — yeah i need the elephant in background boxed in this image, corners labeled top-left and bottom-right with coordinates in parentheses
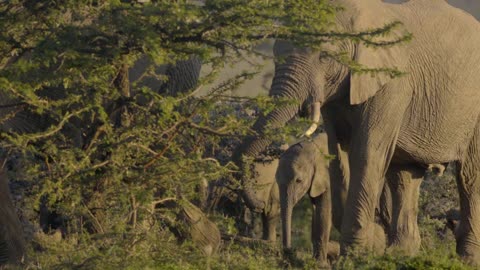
top-left (243, 158), bottom-right (280, 242)
top-left (130, 55), bottom-right (202, 97)
top-left (261, 0), bottom-right (480, 263)
top-left (176, 200), bottom-right (221, 257)
top-left (158, 56), bottom-right (202, 96)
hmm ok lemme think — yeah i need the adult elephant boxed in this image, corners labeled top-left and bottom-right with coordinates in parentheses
top-left (237, 0), bottom-right (480, 263)
top-left (276, 132), bottom-right (428, 264)
top-left (155, 56), bottom-right (202, 96)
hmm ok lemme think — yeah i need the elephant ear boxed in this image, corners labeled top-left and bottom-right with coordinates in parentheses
top-left (348, 2), bottom-right (409, 105)
top-left (309, 153), bottom-right (330, 198)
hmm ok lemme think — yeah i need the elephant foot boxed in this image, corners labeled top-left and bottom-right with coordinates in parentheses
top-left (327, 241), bottom-right (340, 259)
top-left (341, 222), bottom-right (385, 255)
top-left (316, 260), bottom-right (331, 269)
top-left (387, 235), bottom-right (421, 256)
top-left (262, 227), bottom-right (277, 242)
top-left (372, 223), bottom-right (387, 254)
top-left (456, 236), bottom-right (480, 265)
top-left (312, 242), bottom-right (340, 268)
top-left (282, 248), bottom-right (304, 268)
top-left (387, 227), bottom-right (421, 256)
top-left (457, 245), bottom-right (480, 266)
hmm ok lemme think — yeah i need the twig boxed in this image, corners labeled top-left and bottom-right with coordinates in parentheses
top-left (84, 124), bottom-right (107, 153)
top-left (176, 85), bottom-right (203, 102)
top-left (130, 193), bottom-right (138, 229)
top-left (128, 143), bottom-right (158, 155)
top-left (82, 202), bottom-right (105, 234)
top-left (24, 107), bottom-right (90, 142)
top-left (159, 120), bottom-right (186, 138)
top-left (152, 197), bottom-right (177, 206)
top-left (144, 131), bottom-right (180, 170)
top-left (90, 160), bottom-right (110, 170)
top-left (188, 122), bottom-right (230, 136)
top-left (221, 234), bottom-right (273, 245)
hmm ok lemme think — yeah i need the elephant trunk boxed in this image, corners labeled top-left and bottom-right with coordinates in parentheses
top-left (233, 57), bottom-right (313, 212)
top-left (242, 188), bottom-right (265, 212)
top-left (236, 54), bottom-right (313, 159)
top-left (280, 191), bottom-right (294, 250)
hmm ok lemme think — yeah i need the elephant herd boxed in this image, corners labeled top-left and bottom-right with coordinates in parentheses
top-left (232, 0), bottom-right (480, 266)
top-left (244, 132), bottom-right (435, 265)
top-left (2, 0), bottom-right (480, 267)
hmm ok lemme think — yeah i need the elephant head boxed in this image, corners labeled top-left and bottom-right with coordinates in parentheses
top-left (233, 0), bottom-right (409, 213)
top-left (276, 134), bottom-right (330, 250)
top-left (232, 41), bottom-right (324, 212)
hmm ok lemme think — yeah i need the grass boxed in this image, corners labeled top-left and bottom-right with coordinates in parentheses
top-left (4, 167), bottom-right (473, 270)
top-left (11, 210), bottom-right (473, 270)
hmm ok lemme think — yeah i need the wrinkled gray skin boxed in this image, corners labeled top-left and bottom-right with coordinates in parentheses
top-left (249, 134), bottom-right (420, 249)
top-left (238, 130), bottom-right (435, 257)
top-left (238, 0), bottom-right (480, 263)
top-left (277, 133), bottom-right (388, 265)
top-left (158, 56), bottom-right (202, 96)
top-left (246, 159), bottom-right (281, 241)
top-left (180, 200), bottom-right (221, 257)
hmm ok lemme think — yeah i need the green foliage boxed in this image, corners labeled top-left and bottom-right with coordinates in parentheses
top-left (0, 0), bottom-right (415, 268)
top-left (334, 250), bottom-right (473, 270)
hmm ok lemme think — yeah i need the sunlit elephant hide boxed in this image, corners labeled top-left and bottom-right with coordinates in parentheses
top-left (276, 133), bottom-right (388, 265)
top-left (243, 159), bottom-right (280, 242)
top-left (234, 0), bottom-right (480, 263)
top-left (236, 0), bottom-right (480, 264)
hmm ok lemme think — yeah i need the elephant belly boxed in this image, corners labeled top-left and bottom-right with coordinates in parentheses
top-left (395, 95), bottom-right (480, 164)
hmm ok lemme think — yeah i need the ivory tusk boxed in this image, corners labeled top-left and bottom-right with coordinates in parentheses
top-left (311, 102), bottom-right (321, 123)
top-left (304, 123), bottom-right (318, 137)
top-left (302, 102), bottom-right (321, 137)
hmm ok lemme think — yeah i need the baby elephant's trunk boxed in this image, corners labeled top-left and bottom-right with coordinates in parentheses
top-left (280, 194), bottom-right (293, 250)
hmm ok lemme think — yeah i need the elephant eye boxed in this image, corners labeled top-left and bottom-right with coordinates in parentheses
top-left (295, 178), bottom-right (302, 183)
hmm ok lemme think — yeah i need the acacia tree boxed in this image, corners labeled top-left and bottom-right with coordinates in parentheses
top-left (0, 0), bottom-right (408, 268)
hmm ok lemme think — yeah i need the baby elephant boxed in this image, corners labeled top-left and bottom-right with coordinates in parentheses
top-left (246, 158), bottom-right (280, 242)
top-left (276, 133), bottom-right (387, 265)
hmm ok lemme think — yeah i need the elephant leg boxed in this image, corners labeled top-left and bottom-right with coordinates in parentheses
top-left (340, 82), bottom-right (409, 254)
top-left (385, 164), bottom-right (423, 255)
top-left (261, 212), bottom-right (278, 242)
top-left (455, 120), bottom-right (480, 265)
top-left (322, 106), bottom-right (351, 232)
top-left (378, 178), bottom-right (392, 231)
top-left (261, 213), bottom-right (269, 241)
top-left (311, 190), bottom-right (332, 265)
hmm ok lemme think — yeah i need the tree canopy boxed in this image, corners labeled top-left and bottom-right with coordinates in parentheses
top-left (0, 1), bottom-right (409, 268)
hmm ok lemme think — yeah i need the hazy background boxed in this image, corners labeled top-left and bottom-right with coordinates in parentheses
top-left (131, 1), bottom-right (480, 98)
top-left (212, 0), bottom-right (480, 97)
